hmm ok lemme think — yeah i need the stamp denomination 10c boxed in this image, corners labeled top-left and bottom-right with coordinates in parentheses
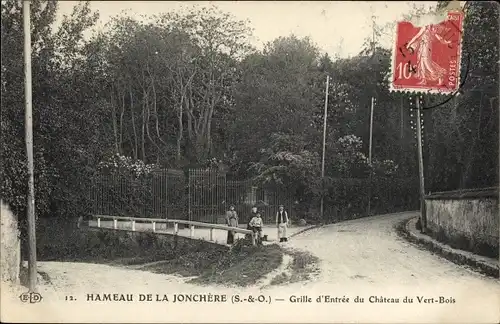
top-left (390, 10), bottom-right (465, 94)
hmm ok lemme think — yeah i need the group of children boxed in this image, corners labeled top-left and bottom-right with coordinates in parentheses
top-left (225, 204), bottom-right (290, 245)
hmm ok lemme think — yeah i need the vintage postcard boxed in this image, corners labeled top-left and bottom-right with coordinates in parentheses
top-left (1, 1), bottom-right (499, 323)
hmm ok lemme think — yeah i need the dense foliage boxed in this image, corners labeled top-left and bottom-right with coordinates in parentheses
top-left (1, 1), bottom-right (498, 223)
top-left (424, 1), bottom-right (499, 192)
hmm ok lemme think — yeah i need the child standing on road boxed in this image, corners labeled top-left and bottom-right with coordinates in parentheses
top-left (245, 206), bottom-right (258, 240)
top-left (249, 212), bottom-right (264, 244)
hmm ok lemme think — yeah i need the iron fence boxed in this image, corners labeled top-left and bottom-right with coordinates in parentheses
top-left (90, 169), bottom-right (185, 219)
top-left (188, 169), bottom-right (227, 223)
top-left (187, 170), bottom-right (294, 224)
top-left (89, 168), bottom-right (418, 225)
top-left (90, 168), bottom-right (294, 225)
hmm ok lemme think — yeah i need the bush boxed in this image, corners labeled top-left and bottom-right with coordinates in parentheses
top-left (322, 176), bottom-right (419, 222)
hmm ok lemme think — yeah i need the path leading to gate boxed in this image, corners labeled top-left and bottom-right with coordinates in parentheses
top-left (3, 212), bottom-right (499, 323)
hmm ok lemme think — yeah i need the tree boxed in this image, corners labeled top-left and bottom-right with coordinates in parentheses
top-left (424, 1), bottom-right (499, 191)
top-left (230, 36), bottom-right (323, 175)
top-left (2, 0), bottom-right (58, 218)
top-left (250, 133), bottom-right (321, 211)
top-left (91, 6), bottom-right (252, 168)
top-left (157, 6), bottom-right (252, 164)
top-left (1, 0), bottom-right (109, 220)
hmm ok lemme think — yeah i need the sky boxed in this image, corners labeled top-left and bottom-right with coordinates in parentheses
top-left (56, 1), bottom-right (438, 58)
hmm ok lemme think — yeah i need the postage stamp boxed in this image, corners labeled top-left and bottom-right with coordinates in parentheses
top-left (390, 10), bottom-right (465, 94)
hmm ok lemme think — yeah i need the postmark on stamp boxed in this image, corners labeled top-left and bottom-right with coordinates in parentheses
top-left (390, 10), bottom-right (465, 94)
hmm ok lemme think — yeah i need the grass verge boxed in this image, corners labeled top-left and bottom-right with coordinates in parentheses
top-left (130, 239), bottom-right (284, 286)
top-left (113, 239), bottom-right (285, 287)
top-left (190, 240), bottom-right (283, 286)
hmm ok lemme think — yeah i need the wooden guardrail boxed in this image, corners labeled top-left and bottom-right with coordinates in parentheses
top-left (89, 214), bottom-right (256, 246)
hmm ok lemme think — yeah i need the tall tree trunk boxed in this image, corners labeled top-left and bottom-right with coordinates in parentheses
top-left (186, 90), bottom-right (195, 160)
top-left (177, 92), bottom-right (184, 165)
top-left (145, 86), bottom-right (160, 162)
top-left (186, 85), bottom-right (194, 141)
top-left (206, 96), bottom-right (216, 156)
top-left (141, 88), bottom-right (146, 162)
top-left (175, 70), bottom-right (197, 166)
top-left (152, 79), bottom-right (166, 148)
top-left (111, 89), bottom-right (119, 154)
top-left (119, 90), bottom-right (125, 154)
top-left (146, 66), bottom-right (167, 154)
top-left (205, 72), bottom-right (224, 156)
top-left (129, 85), bottom-right (138, 160)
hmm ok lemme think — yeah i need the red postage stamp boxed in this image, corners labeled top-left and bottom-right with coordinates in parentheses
top-left (390, 10), bottom-right (465, 94)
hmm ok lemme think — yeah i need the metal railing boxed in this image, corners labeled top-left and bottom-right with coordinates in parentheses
top-left (89, 214), bottom-right (256, 246)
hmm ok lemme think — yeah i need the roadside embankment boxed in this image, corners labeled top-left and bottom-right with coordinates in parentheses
top-left (396, 216), bottom-right (499, 278)
top-left (37, 224), bottom-right (318, 288)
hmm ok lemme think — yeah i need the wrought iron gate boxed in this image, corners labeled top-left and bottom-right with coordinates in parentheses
top-left (188, 169), bottom-right (226, 223)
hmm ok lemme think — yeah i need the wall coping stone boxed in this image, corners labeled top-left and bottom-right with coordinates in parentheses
top-left (425, 187), bottom-right (498, 200)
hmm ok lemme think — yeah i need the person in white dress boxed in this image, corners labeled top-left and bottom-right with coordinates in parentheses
top-left (225, 205), bottom-right (238, 244)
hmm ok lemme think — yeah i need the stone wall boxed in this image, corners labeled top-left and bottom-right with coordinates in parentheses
top-left (425, 188), bottom-right (499, 258)
top-left (0, 201), bottom-right (20, 283)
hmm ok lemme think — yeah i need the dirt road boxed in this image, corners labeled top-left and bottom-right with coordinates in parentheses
top-left (288, 212), bottom-right (497, 286)
top-left (3, 212), bottom-right (499, 323)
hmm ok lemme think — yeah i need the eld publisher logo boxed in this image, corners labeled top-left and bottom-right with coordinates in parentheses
top-left (19, 291), bottom-right (43, 304)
